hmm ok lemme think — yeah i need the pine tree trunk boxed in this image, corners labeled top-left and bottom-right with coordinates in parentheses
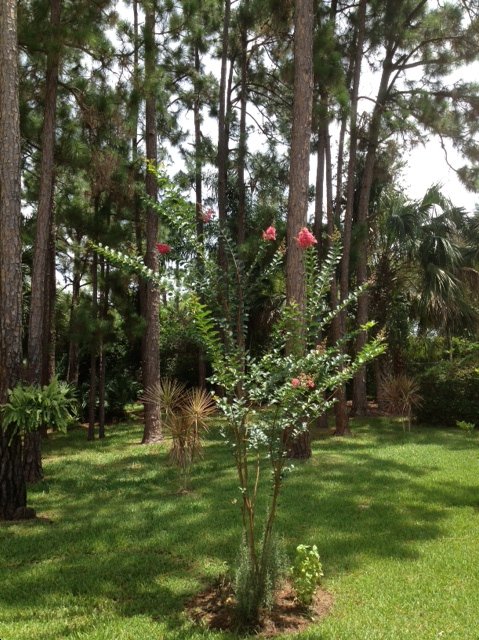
top-left (324, 124), bottom-right (350, 436)
top-left (88, 251), bottom-right (98, 442)
top-left (194, 44), bottom-right (207, 388)
top-left (24, 0), bottom-right (61, 482)
top-left (66, 252), bottom-right (82, 386)
top-left (141, 3), bottom-right (162, 444)
top-left (27, 0), bottom-right (60, 385)
top-left (42, 222), bottom-right (57, 385)
top-left (98, 258), bottom-right (108, 439)
top-left (285, 0), bottom-right (314, 458)
top-left (0, 0), bottom-right (32, 520)
top-left (352, 47), bottom-right (393, 416)
top-left (237, 7), bottom-right (248, 246)
top-left (23, 433), bottom-right (44, 484)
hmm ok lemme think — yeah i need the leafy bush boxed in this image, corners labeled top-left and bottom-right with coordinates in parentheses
top-left (291, 544), bottom-right (323, 607)
top-left (456, 420), bottom-right (475, 434)
top-left (1, 378), bottom-right (77, 438)
top-left (417, 361), bottom-right (479, 426)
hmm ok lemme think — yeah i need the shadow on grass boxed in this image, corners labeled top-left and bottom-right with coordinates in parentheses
top-left (1, 420), bottom-right (478, 637)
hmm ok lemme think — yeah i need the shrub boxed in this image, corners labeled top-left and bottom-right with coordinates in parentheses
top-left (141, 378), bottom-right (215, 490)
top-left (456, 420), bottom-right (475, 434)
top-left (291, 544), bottom-right (323, 607)
top-left (417, 361), bottom-right (479, 426)
top-left (382, 374), bottom-right (423, 431)
top-left (1, 377), bottom-right (77, 439)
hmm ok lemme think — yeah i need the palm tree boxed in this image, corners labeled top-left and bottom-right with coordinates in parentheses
top-left (369, 186), bottom-right (479, 407)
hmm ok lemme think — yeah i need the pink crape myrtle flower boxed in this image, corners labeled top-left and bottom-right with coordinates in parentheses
top-left (291, 378), bottom-right (301, 388)
top-left (295, 227), bottom-right (317, 249)
top-left (156, 243), bottom-right (171, 255)
top-left (201, 208), bottom-right (215, 223)
top-left (262, 226), bottom-right (276, 241)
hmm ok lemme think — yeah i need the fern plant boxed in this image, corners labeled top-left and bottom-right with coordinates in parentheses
top-left (1, 377), bottom-right (77, 441)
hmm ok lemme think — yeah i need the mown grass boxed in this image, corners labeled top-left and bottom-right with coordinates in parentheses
top-left (1, 418), bottom-right (479, 639)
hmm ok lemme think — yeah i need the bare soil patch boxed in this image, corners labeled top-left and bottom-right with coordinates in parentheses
top-left (186, 578), bottom-right (333, 637)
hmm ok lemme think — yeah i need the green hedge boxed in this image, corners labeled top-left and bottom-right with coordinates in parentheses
top-left (417, 360), bottom-right (479, 426)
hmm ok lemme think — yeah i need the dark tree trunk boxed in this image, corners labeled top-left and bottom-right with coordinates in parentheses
top-left (98, 257), bottom-right (108, 439)
top-left (66, 251), bottom-right (82, 386)
top-left (42, 221), bottom-right (57, 385)
top-left (325, 126), bottom-right (349, 436)
top-left (352, 47), bottom-right (393, 416)
top-left (88, 251), bottom-right (98, 441)
top-left (313, 124), bottom-right (326, 264)
top-left (194, 44), bottom-right (206, 388)
top-left (217, 0), bottom-right (231, 271)
top-left (141, 3), bottom-right (162, 444)
top-left (24, 0), bottom-right (61, 483)
top-left (27, 0), bottom-right (61, 385)
top-left (237, 6), bottom-right (248, 246)
top-left (339, 0), bottom-right (366, 308)
top-left (23, 433), bottom-right (43, 484)
top-left (285, 0), bottom-right (314, 458)
top-left (0, 0), bottom-right (32, 519)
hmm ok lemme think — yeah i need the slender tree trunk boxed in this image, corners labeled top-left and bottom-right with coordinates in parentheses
top-left (217, 0), bottom-right (231, 270)
top-left (27, 0), bottom-right (61, 385)
top-left (339, 0), bottom-right (366, 307)
top-left (42, 221), bottom-right (57, 385)
top-left (24, 0), bottom-right (61, 483)
top-left (314, 125), bottom-right (326, 264)
top-left (285, 0), bottom-right (314, 458)
top-left (352, 47), bottom-right (393, 415)
top-left (66, 253), bottom-right (82, 386)
top-left (88, 252), bottom-right (98, 442)
top-left (98, 257), bottom-right (108, 439)
top-left (141, 3), bottom-right (162, 444)
top-left (194, 45), bottom-right (207, 389)
top-left (0, 0), bottom-right (32, 519)
top-left (237, 5), bottom-right (248, 246)
top-left (324, 127), bottom-right (349, 435)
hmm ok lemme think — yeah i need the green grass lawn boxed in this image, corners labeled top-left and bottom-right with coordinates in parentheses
top-left (2, 419), bottom-right (479, 639)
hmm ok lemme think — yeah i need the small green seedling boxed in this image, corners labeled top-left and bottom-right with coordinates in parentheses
top-left (291, 544), bottom-right (323, 607)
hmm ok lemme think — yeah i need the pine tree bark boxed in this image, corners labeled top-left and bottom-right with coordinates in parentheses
top-left (98, 258), bottom-right (108, 439)
top-left (237, 4), bottom-right (248, 246)
top-left (286, 0), bottom-right (314, 343)
top-left (24, 0), bottom-right (61, 483)
top-left (88, 251), bottom-right (98, 441)
top-left (0, 0), bottom-right (32, 520)
top-left (141, 3), bottom-right (162, 444)
top-left (285, 0), bottom-right (314, 458)
top-left (352, 46), bottom-right (394, 416)
top-left (194, 44), bottom-right (207, 388)
top-left (66, 249), bottom-right (82, 386)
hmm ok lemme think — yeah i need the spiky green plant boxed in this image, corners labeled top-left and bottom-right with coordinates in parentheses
top-left (382, 374), bottom-right (423, 431)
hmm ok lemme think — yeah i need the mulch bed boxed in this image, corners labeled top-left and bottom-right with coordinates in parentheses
top-left (186, 577), bottom-right (333, 637)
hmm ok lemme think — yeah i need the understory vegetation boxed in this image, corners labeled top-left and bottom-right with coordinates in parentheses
top-left (2, 419), bottom-right (479, 640)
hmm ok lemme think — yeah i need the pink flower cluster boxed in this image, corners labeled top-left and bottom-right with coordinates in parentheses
top-left (201, 208), bottom-right (215, 223)
top-left (262, 226), bottom-right (276, 241)
top-left (156, 243), bottom-right (171, 255)
top-left (291, 374), bottom-right (315, 389)
top-left (295, 227), bottom-right (317, 249)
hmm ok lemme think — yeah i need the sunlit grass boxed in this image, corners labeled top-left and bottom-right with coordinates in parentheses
top-left (1, 418), bottom-right (479, 639)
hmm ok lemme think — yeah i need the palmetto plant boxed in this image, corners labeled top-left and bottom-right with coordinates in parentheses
top-left (141, 379), bottom-right (215, 489)
top-left (382, 374), bottom-right (423, 431)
